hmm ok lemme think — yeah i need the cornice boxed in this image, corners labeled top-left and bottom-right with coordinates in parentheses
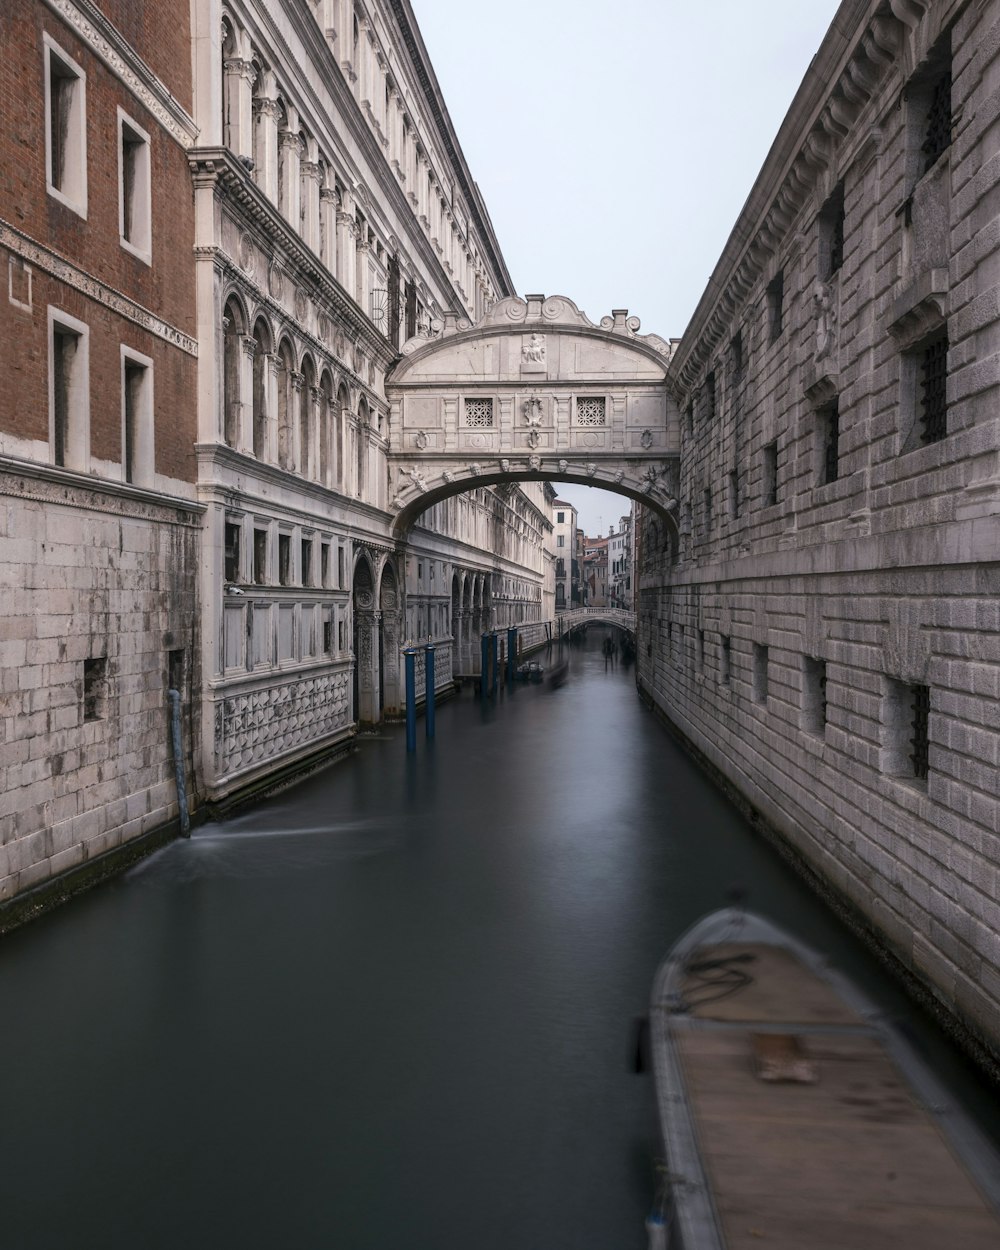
top-left (40, 0), bottom-right (198, 148)
top-left (0, 456), bottom-right (203, 521)
top-left (190, 148), bottom-right (394, 368)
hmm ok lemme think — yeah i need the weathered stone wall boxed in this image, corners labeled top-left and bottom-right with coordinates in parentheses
top-left (639, 0), bottom-right (1000, 1061)
top-left (0, 468), bottom-right (200, 900)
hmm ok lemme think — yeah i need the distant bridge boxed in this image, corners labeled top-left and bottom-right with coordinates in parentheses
top-left (555, 607), bottom-right (636, 636)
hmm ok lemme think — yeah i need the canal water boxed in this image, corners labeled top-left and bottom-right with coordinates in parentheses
top-left (2, 631), bottom-right (999, 1248)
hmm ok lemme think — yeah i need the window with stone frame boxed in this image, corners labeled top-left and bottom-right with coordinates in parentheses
top-left (909, 33), bottom-right (953, 181)
top-left (224, 521), bottom-right (242, 583)
top-left (720, 635), bottom-right (731, 686)
top-left (49, 309), bottom-right (89, 472)
top-left (121, 346), bottom-right (153, 487)
top-left (575, 396), bottom-right (606, 426)
top-left (44, 33), bottom-right (87, 217)
top-left (704, 371), bottom-right (716, 421)
top-left (464, 397), bottom-right (494, 427)
top-left (118, 108), bottom-right (151, 263)
top-left (884, 678), bottom-right (932, 783)
top-left (728, 469), bottom-right (739, 520)
top-left (898, 328), bottom-right (949, 452)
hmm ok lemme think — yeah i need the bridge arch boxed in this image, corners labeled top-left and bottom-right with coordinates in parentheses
top-left (385, 294), bottom-right (681, 539)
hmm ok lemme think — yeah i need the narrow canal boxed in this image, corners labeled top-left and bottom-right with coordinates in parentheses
top-left (3, 631), bottom-right (998, 1249)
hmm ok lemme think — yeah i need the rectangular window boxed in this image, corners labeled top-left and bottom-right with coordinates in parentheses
top-left (44, 34), bottom-right (87, 217)
top-left (278, 533), bottom-right (291, 585)
top-left (767, 271), bottom-right (784, 343)
top-left (885, 678), bottom-right (931, 782)
top-left (703, 487), bottom-right (712, 533)
top-left (168, 648), bottom-right (185, 695)
top-left (820, 399), bottom-right (840, 485)
top-left (338, 619), bottom-right (346, 652)
top-left (721, 635), bottom-right (731, 686)
top-left (118, 109), bottom-right (151, 262)
top-left (337, 544), bottom-right (345, 589)
top-left (121, 346), bottom-right (153, 487)
top-left (820, 182), bottom-right (845, 279)
top-left (323, 615), bottom-right (333, 654)
top-left (762, 440), bottom-right (778, 507)
top-left (224, 521), bottom-right (241, 583)
top-left (301, 536), bottom-right (313, 586)
top-left (417, 560), bottom-right (424, 579)
top-left (697, 629), bottom-right (705, 673)
top-left (752, 643), bottom-right (769, 704)
top-left (704, 371), bottom-right (716, 421)
top-left (82, 656), bottom-right (106, 722)
top-left (49, 309), bottom-right (89, 471)
top-left (253, 528), bottom-right (268, 584)
top-left (728, 469), bottom-right (739, 520)
top-left (730, 330), bottom-right (743, 384)
top-left (557, 511), bottom-right (565, 523)
top-left (557, 535), bottom-right (565, 548)
top-left (921, 66), bottom-right (952, 174)
top-left (321, 541), bottom-right (330, 586)
top-left (685, 402), bottom-right (694, 437)
top-left (803, 656), bottom-right (828, 736)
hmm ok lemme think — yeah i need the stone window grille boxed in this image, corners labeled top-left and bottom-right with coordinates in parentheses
top-left (575, 397), bottom-right (606, 426)
top-left (464, 397), bottom-right (494, 427)
top-left (885, 678), bottom-right (931, 782)
top-left (911, 684), bottom-right (931, 780)
top-left (918, 332), bottom-right (948, 444)
top-left (83, 657), bottom-right (107, 722)
top-left (752, 643), bottom-right (769, 704)
top-left (921, 67), bottom-right (952, 173)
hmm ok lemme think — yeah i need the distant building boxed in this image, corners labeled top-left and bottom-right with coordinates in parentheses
top-left (551, 499), bottom-right (577, 610)
top-left (608, 512), bottom-right (633, 609)
top-left (583, 534), bottom-right (609, 607)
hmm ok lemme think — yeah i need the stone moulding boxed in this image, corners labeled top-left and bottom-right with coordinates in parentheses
top-left (671, 3), bottom-right (908, 393)
top-left (0, 457), bottom-right (203, 524)
top-left (886, 269), bottom-right (949, 351)
top-left (0, 218), bottom-right (198, 357)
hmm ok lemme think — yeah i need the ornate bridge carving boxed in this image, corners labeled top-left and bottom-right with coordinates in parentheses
top-left (385, 294), bottom-right (680, 536)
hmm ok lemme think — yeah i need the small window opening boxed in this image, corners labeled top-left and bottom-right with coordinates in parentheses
top-left (752, 643), bottom-right (769, 704)
top-left (767, 271), bottom-right (784, 343)
top-left (301, 536), bottom-right (313, 586)
top-left (278, 533), bottom-right (291, 585)
top-left (224, 522), bottom-right (241, 583)
top-left (253, 528), bottom-right (268, 584)
top-left (821, 399), bottom-right (840, 485)
top-left (83, 657), bottom-right (107, 722)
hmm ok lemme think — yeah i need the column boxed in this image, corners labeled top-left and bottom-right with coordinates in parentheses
top-left (239, 335), bottom-right (256, 453)
top-left (336, 211), bottom-right (356, 297)
top-left (279, 127), bottom-right (302, 229)
top-left (356, 235), bottom-right (371, 319)
top-left (301, 159), bottom-right (321, 252)
top-left (320, 186), bottom-right (338, 274)
top-left (253, 95), bottom-right (281, 203)
top-left (223, 58), bottom-right (255, 157)
top-left (265, 352), bottom-right (280, 463)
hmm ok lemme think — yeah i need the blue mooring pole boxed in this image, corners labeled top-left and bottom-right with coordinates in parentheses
top-left (404, 648), bottom-right (417, 752)
top-left (507, 627), bottom-right (518, 688)
top-left (424, 644), bottom-right (436, 739)
top-left (480, 633), bottom-right (490, 700)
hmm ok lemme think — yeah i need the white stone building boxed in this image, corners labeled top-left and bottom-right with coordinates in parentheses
top-left (551, 498), bottom-right (577, 612)
top-left (638, 0), bottom-right (1000, 1067)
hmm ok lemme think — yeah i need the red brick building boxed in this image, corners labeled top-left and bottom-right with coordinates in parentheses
top-left (0, 0), bottom-right (200, 907)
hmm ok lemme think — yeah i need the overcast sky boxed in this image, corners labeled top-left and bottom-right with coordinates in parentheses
top-left (411, 0), bottom-right (842, 534)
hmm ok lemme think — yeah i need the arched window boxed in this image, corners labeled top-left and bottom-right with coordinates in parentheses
top-left (221, 19), bottom-right (237, 150)
top-left (276, 338), bottom-right (295, 471)
top-left (251, 317), bottom-right (271, 460)
top-left (222, 296), bottom-right (245, 447)
top-left (300, 354), bottom-right (315, 480)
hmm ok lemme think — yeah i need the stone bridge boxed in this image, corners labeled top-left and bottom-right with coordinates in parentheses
top-left (385, 294), bottom-right (681, 535)
top-left (557, 607), bottom-right (636, 636)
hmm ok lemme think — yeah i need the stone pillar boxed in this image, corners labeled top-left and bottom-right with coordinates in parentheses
top-left (356, 236), bottom-right (371, 319)
top-left (289, 369), bottom-right (304, 473)
top-left (265, 352), bottom-right (280, 463)
top-left (239, 335), bottom-right (256, 453)
top-left (301, 160), bottom-right (321, 252)
top-left (355, 600), bottom-right (377, 725)
top-left (320, 186), bottom-right (338, 275)
top-left (253, 96), bottom-right (281, 203)
top-left (310, 384), bottom-right (324, 484)
top-left (279, 129), bottom-right (302, 229)
top-left (223, 58), bottom-right (255, 157)
top-left (381, 596), bottom-right (401, 717)
top-left (336, 211), bottom-right (355, 296)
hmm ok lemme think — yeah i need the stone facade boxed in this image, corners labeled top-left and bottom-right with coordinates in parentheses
top-left (638, 0), bottom-right (1000, 1063)
top-left (1, 0), bottom-right (200, 902)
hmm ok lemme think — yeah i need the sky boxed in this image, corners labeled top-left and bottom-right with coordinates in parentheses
top-left (410, 0), bottom-right (842, 534)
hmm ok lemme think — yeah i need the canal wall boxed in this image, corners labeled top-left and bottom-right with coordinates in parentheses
top-left (638, 0), bottom-right (1000, 1067)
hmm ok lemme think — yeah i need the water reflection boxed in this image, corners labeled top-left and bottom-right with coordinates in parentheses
top-left (0, 629), bottom-right (997, 1249)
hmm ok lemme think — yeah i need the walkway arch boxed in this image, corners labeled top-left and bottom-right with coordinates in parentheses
top-left (386, 294), bottom-right (681, 538)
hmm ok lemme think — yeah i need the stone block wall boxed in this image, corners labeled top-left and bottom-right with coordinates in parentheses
top-left (0, 467), bottom-right (200, 901)
top-left (639, 0), bottom-right (1000, 1062)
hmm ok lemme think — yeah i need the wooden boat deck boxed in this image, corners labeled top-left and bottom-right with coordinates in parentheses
top-left (671, 942), bottom-right (1000, 1249)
